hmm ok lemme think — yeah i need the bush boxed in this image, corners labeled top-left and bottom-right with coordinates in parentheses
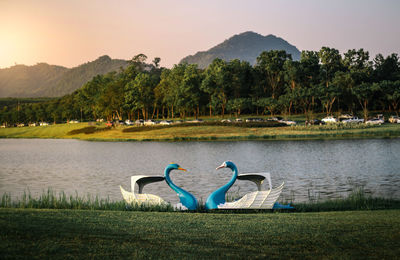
top-left (67, 126), bottom-right (111, 135)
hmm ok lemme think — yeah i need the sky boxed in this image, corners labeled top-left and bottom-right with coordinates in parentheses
top-left (1, 0), bottom-right (400, 69)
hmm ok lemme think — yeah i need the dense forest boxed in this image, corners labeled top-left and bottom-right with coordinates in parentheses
top-left (1, 47), bottom-right (400, 125)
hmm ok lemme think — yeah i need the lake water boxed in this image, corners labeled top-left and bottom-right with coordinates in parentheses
top-left (0, 138), bottom-right (399, 204)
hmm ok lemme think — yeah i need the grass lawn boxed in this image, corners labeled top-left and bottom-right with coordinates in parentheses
top-left (1, 121), bottom-right (400, 141)
top-left (1, 208), bottom-right (399, 259)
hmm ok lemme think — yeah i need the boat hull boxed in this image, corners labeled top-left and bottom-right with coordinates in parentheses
top-left (218, 182), bottom-right (285, 209)
top-left (120, 185), bottom-right (167, 206)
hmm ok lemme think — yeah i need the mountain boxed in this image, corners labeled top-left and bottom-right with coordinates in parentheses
top-left (0, 55), bottom-right (128, 98)
top-left (180, 31), bottom-right (301, 68)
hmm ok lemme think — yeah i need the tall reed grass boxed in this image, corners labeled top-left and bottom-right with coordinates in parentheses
top-left (0, 189), bottom-right (174, 212)
top-left (2, 187), bottom-right (399, 212)
top-left (293, 187), bottom-right (400, 212)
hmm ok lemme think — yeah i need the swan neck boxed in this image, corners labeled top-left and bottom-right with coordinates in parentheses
top-left (205, 163), bottom-right (238, 210)
top-left (220, 165), bottom-right (238, 192)
top-left (228, 165), bottom-right (238, 186)
top-left (164, 167), bottom-right (175, 187)
top-left (164, 167), bottom-right (183, 193)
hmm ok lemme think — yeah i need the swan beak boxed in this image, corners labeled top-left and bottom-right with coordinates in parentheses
top-left (178, 167), bottom-right (187, 172)
top-left (216, 165), bottom-right (225, 170)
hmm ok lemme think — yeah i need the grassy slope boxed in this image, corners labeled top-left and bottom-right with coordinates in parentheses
top-left (0, 123), bottom-right (84, 139)
top-left (1, 122), bottom-right (400, 141)
top-left (1, 208), bottom-right (399, 259)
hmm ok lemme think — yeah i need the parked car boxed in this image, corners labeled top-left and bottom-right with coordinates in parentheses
top-left (338, 114), bottom-right (353, 121)
top-left (366, 118), bottom-right (384, 125)
top-left (125, 120), bottom-right (134, 125)
top-left (377, 114), bottom-right (385, 121)
top-left (186, 119), bottom-right (204, 123)
top-left (389, 116), bottom-right (400, 123)
top-left (342, 117), bottom-right (364, 124)
top-left (321, 116), bottom-right (338, 123)
top-left (246, 118), bottom-right (264, 122)
top-left (267, 117), bottom-right (282, 121)
top-left (135, 119), bottom-right (144, 125)
top-left (221, 119), bottom-right (231, 123)
top-left (144, 120), bottom-right (156, 126)
top-left (159, 120), bottom-right (172, 125)
top-left (278, 119), bottom-right (296, 125)
top-left (105, 121), bottom-right (114, 127)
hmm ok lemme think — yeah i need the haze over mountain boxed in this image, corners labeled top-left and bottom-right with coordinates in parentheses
top-left (180, 31), bottom-right (301, 68)
top-left (0, 31), bottom-right (301, 98)
top-left (0, 56), bottom-right (128, 98)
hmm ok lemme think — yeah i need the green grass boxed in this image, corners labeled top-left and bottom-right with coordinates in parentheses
top-left (0, 123), bottom-right (85, 139)
top-left (0, 208), bottom-right (399, 259)
top-left (1, 120), bottom-right (400, 141)
top-left (1, 189), bottom-right (399, 258)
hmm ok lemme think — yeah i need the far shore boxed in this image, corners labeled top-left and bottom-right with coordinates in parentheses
top-left (1, 119), bottom-right (400, 142)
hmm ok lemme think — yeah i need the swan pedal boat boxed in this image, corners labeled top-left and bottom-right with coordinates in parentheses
top-left (218, 172), bottom-right (285, 209)
top-left (120, 175), bottom-right (167, 205)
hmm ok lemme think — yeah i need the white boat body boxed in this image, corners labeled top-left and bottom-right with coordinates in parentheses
top-left (218, 182), bottom-right (284, 209)
top-left (120, 175), bottom-right (167, 205)
top-left (119, 185), bottom-right (166, 205)
top-left (219, 172), bottom-right (284, 209)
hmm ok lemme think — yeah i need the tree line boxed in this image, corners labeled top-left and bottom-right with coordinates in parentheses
top-left (1, 47), bottom-right (400, 125)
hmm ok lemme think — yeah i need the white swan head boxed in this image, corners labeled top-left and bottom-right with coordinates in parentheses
top-left (216, 161), bottom-right (235, 170)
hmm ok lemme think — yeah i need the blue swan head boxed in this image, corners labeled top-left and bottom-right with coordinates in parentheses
top-left (164, 163), bottom-right (198, 210)
top-left (205, 161), bottom-right (238, 210)
top-left (166, 163), bottom-right (187, 172)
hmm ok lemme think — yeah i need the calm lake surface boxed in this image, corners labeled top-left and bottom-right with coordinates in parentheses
top-left (0, 138), bottom-right (399, 204)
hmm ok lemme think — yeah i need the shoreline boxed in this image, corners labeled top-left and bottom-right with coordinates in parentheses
top-left (2, 135), bottom-right (399, 142)
top-left (1, 122), bottom-right (400, 142)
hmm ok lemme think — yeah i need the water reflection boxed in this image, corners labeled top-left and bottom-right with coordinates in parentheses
top-left (0, 138), bottom-right (399, 203)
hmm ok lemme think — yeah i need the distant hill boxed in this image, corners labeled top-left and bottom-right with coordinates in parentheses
top-left (0, 55), bottom-right (128, 98)
top-left (180, 31), bottom-right (301, 68)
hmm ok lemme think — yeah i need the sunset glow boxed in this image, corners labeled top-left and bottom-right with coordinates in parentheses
top-left (1, 0), bottom-right (400, 68)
